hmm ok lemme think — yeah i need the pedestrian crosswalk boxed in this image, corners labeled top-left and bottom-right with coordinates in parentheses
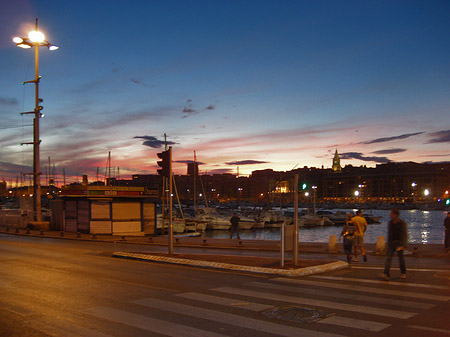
top-left (25, 273), bottom-right (450, 336)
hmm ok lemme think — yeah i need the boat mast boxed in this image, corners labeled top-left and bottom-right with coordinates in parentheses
top-left (194, 151), bottom-right (197, 214)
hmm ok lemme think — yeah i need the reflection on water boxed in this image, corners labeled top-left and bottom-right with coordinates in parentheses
top-left (205, 209), bottom-right (448, 244)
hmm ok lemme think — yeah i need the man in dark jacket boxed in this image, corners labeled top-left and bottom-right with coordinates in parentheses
top-left (444, 211), bottom-right (450, 250)
top-left (230, 213), bottom-right (240, 240)
top-left (380, 209), bottom-right (408, 281)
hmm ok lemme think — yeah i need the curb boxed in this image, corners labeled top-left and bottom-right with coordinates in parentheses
top-left (112, 251), bottom-right (349, 277)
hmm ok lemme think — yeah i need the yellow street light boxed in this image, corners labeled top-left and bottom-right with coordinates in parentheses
top-left (12, 18), bottom-right (58, 223)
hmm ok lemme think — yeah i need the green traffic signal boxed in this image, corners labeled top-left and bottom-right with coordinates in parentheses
top-left (446, 199), bottom-right (450, 206)
top-left (302, 183), bottom-right (307, 190)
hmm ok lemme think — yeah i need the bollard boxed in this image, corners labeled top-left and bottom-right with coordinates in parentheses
top-left (15, 228), bottom-right (19, 233)
top-left (238, 240), bottom-right (243, 246)
top-left (76, 232), bottom-right (81, 238)
top-left (376, 236), bottom-right (386, 255)
top-left (40, 230), bottom-right (44, 235)
top-left (92, 234), bottom-right (97, 239)
top-left (148, 236), bottom-right (153, 242)
top-left (5, 227), bottom-right (9, 232)
top-left (175, 238), bottom-right (180, 244)
top-left (328, 235), bottom-right (338, 253)
top-left (202, 239), bottom-right (208, 246)
top-left (121, 236), bottom-right (126, 241)
top-left (26, 228), bottom-right (30, 234)
top-left (60, 231), bottom-right (64, 237)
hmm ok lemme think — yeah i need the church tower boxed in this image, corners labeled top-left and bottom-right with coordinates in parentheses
top-left (332, 149), bottom-right (341, 172)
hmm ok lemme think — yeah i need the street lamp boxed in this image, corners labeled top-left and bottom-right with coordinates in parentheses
top-left (13, 18), bottom-right (58, 222)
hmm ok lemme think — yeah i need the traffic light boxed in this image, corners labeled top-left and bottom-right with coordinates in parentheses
top-left (446, 199), bottom-right (450, 206)
top-left (157, 149), bottom-right (170, 177)
top-left (301, 183), bottom-right (307, 190)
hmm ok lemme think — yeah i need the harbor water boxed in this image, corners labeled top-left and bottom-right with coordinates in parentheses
top-left (204, 209), bottom-right (448, 244)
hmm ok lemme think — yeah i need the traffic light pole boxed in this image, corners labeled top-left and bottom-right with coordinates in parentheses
top-left (168, 147), bottom-right (173, 254)
top-left (293, 174), bottom-right (299, 266)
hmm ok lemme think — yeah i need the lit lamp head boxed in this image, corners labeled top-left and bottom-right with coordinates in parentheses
top-left (28, 30), bottom-right (45, 43)
top-left (13, 29), bottom-right (59, 50)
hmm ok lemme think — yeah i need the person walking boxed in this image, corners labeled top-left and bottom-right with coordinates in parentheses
top-left (351, 210), bottom-right (367, 262)
top-left (339, 213), bottom-right (355, 263)
top-left (380, 209), bottom-right (408, 281)
top-left (229, 213), bottom-right (241, 240)
top-left (444, 211), bottom-right (450, 250)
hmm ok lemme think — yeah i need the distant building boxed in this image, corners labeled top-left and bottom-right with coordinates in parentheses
top-left (332, 149), bottom-right (341, 172)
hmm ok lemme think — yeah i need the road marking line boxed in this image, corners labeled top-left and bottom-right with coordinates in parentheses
top-left (179, 291), bottom-right (390, 333)
top-left (351, 266), bottom-right (450, 272)
top-left (310, 275), bottom-right (449, 290)
top-left (85, 306), bottom-right (228, 337)
top-left (213, 287), bottom-right (416, 319)
top-left (27, 319), bottom-right (114, 337)
top-left (407, 325), bottom-right (450, 334)
top-left (318, 315), bottom-right (390, 332)
top-left (249, 281), bottom-right (434, 309)
top-left (273, 278), bottom-right (450, 302)
top-left (176, 292), bottom-right (274, 311)
top-left (99, 277), bottom-right (174, 292)
top-left (135, 298), bottom-right (345, 337)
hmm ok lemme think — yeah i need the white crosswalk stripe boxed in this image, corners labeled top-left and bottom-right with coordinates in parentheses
top-left (176, 291), bottom-right (390, 332)
top-left (273, 277), bottom-right (450, 301)
top-left (79, 274), bottom-right (448, 336)
top-left (310, 275), bottom-right (450, 290)
top-left (134, 297), bottom-right (343, 337)
top-left (85, 306), bottom-right (229, 337)
top-left (212, 286), bottom-right (416, 319)
top-left (247, 281), bottom-right (435, 309)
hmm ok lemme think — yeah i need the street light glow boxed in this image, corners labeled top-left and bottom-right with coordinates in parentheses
top-left (424, 189), bottom-right (430, 196)
top-left (28, 30), bottom-right (45, 43)
top-left (13, 37), bottom-right (23, 43)
top-left (17, 43), bottom-right (32, 49)
top-left (354, 190), bottom-right (360, 196)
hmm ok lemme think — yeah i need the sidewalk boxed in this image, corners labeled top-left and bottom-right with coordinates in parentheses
top-left (1, 225), bottom-right (448, 276)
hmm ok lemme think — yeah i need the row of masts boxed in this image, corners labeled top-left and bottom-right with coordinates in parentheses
top-left (5, 152), bottom-right (120, 188)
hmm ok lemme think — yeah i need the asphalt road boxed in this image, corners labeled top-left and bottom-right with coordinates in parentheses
top-left (1, 234), bottom-right (449, 337)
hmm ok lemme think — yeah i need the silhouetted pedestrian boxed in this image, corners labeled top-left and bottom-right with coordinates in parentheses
top-left (444, 211), bottom-right (450, 250)
top-left (340, 213), bottom-right (355, 263)
top-left (230, 213), bottom-right (240, 240)
top-left (380, 209), bottom-right (407, 281)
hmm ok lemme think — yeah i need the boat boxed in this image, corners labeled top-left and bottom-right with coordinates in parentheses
top-left (262, 209), bottom-right (285, 228)
top-left (156, 214), bottom-right (185, 233)
top-left (316, 210), bottom-right (347, 225)
top-left (192, 207), bottom-right (256, 230)
top-left (365, 214), bottom-right (382, 224)
top-left (300, 214), bottom-right (325, 226)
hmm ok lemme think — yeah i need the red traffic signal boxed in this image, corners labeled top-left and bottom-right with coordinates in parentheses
top-left (157, 149), bottom-right (170, 177)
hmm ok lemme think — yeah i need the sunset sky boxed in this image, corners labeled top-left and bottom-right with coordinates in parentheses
top-left (1, 0), bottom-right (450, 184)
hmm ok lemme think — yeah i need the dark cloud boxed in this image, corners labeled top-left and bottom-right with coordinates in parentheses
top-left (174, 160), bottom-right (205, 165)
top-left (130, 78), bottom-right (155, 87)
top-left (340, 152), bottom-right (390, 164)
top-left (372, 148), bottom-right (407, 155)
top-left (362, 132), bottom-right (424, 144)
top-left (182, 99), bottom-right (198, 118)
top-left (427, 130), bottom-right (450, 143)
top-left (225, 160), bottom-right (268, 165)
top-left (0, 97), bottom-right (19, 106)
top-left (181, 99), bottom-right (216, 118)
top-left (208, 168), bottom-right (234, 175)
top-left (134, 136), bottom-right (177, 148)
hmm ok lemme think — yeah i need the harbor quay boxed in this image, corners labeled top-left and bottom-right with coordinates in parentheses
top-left (1, 224), bottom-right (448, 277)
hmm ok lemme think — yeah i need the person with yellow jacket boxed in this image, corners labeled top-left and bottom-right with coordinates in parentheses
top-left (351, 210), bottom-right (368, 262)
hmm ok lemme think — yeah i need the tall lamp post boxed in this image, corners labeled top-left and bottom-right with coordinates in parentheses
top-left (13, 18), bottom-right (58, 222)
